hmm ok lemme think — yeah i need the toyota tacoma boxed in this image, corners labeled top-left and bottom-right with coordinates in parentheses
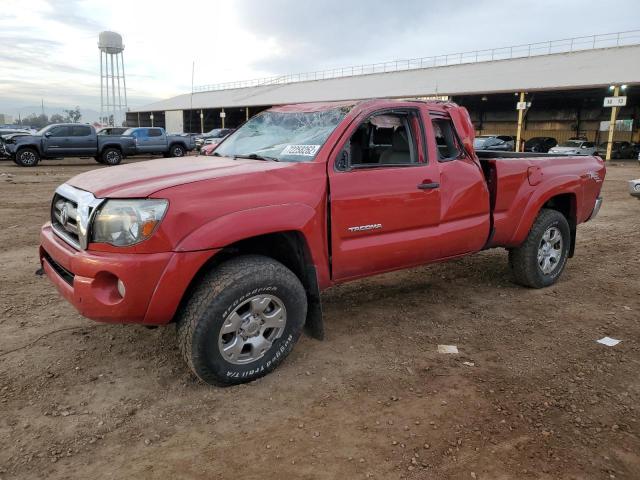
top-left (39, 99), bottom-right (606, 385)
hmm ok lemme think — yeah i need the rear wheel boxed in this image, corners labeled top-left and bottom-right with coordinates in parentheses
top-left (169, 144), bottom-right (185, 157)
top-left (101, 148), bottom-right (122, 166)
top-left (509, 208), bottom-right (570, 288)
top-left (176, 255), bottom-right (307, 386)
top-left (15, 148), bottom-right (40, 167)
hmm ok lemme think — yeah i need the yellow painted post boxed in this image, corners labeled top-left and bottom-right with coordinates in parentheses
top-left (515, 92), bottom-right (525, 152)
top-left (605, 86), bottom-right (620, 161)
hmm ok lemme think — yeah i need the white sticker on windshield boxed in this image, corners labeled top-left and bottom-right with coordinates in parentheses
top-left (281, 144), bottom-right (321, 156)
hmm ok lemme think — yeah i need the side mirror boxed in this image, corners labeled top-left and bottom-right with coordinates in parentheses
top-left (336, 149), bottom-right (349, 171)
top-left (44, 132), bottom-right (52, 137)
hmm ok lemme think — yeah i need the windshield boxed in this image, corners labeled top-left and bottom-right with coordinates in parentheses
top-left (206, 129), bottom-right (229, 138)
top-left (473, 136), bottom-right (492, 146)
top-left (122, 128), bottom-right (136, 136)
top-left (558, 140), bottom-right (582, 147)
top-left (215, 106), bottom-right (351, 162)
top-left (35, 125), bottom-right (54, 135)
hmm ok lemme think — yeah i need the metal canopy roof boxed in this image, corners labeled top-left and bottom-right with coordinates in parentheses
top-left (130, 43), bottom-right (640, 113)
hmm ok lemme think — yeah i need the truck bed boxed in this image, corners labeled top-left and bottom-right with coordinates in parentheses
top-left (478, 152), bottom-right (605, 248)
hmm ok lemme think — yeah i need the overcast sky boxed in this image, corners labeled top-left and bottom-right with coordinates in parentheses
top-left (1, 0), bottom-right (639, 119)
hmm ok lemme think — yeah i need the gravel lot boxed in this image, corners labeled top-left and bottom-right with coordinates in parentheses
top-left (1, 157), bottom-right (639, 480)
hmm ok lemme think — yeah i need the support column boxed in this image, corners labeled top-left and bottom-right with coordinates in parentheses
top-left (515, 92), bottom-right (525, 152)
top-left (246, 107), bottom-right (249, 121)
top-left (606, 86), bottom-right (620, 161)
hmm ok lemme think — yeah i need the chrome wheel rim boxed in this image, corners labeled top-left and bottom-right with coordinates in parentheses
top-left (537, 226), bottom-right (563, 275)
top-left (106, 151), bottom-right (120, 163)
top-left (21, 151), bottom-right (36, 165)
top-left (173, 147), bottom-right (183, 157)
top-left (218, 294), bottom-right (287, 365)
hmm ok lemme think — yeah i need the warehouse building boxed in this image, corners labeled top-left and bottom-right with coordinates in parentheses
top-left (127, 31), bottom-right (640, 144)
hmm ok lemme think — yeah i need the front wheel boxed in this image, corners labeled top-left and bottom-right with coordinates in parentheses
top-left (509, 209), bottom-right (570, 288)
top-left (176, 255), bottom-right (307, 386)
top-left (15, 148), bottom-right (40, 167)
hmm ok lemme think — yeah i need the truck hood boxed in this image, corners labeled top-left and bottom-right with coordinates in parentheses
top-left (67, 156), bottom-right (295, 198)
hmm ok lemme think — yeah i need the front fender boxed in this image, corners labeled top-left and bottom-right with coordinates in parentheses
top-left (175, 203), bottom-right (319, 252)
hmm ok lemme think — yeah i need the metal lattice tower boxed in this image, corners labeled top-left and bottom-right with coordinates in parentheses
top-left (98, 31), bottom-right (128, 126)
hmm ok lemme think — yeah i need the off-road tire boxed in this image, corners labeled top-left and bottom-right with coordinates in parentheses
top-left (509, 208), bottom-right (570, 288)
top-left (176, 255), bottom-right (307, 386)
top-left (101, 148), bottom-right (122, 166)
top-left (15, 148), bottom-right (40, 167)
top-left (169, 144), bottom-right (185, 157)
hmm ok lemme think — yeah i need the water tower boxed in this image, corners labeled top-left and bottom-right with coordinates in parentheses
top-left (98, 31), bottom-right (128, 126)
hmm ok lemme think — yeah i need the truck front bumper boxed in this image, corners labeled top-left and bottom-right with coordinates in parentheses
top-left (39, 223), bottom-right (218, 324)
top-left (629, 179), bottom-right (640, 199)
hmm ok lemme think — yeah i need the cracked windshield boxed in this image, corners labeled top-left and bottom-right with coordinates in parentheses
top-left (214, 105), bottom-right (353, 162)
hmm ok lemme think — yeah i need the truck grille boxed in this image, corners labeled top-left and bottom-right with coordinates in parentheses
top-left (52, 194), bottom-right (80, 246)
top-left (50, 184), bottom-right (104, 250)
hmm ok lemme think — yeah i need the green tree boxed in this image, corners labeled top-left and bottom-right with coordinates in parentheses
top-left (50, 113), bottom-right (65, 124)
top-left (20, 113), bottom-right (49, 129)
top-left (63, 106), bottom-right (82, 123)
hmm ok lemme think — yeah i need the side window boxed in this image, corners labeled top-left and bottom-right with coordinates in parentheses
top-left (134, 129), bottom-right (149, 139)
top-left (431, 118), bottom-right (463, 161)
top-left (148, 128), bottom-right (162, 137)
top-left (342, 112), bottom-right (418, 169)
top-left (49, 126), bottom-right (70, 137)
top-left (71, 126), bottom-right (91, 136)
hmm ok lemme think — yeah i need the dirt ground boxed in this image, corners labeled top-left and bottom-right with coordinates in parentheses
top-left (0, 157), bottom-right (639, 480)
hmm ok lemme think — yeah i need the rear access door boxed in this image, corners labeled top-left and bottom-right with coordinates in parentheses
top-left (328, 106), bottom-right (442, 281)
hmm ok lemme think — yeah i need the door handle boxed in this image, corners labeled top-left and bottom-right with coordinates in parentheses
top-left (417, 182), bottom-right (440, 190)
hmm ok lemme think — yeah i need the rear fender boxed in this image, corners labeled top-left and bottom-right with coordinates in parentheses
top-left (509, 177), bottom-right (581, 246)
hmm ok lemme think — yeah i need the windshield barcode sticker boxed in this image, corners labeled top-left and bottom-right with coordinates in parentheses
top-left (281, 144), bottom-right (321, 156)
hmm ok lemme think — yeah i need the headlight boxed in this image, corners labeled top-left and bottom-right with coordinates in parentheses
top-left (91, 199), bottom-right (168, 246)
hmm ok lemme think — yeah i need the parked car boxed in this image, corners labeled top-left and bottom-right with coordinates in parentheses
top-left (548, 140), bottom-right (597, 156)
top-left (473, 135), bottom-right (515, 151)
top-left (121, 127), bottom-right (195, 157)
top-left (97, 127), bottom-right (128, 136)
top-left (0, 131), bottom-right (32, 159)
top-left (39, 99), bottom-right (605, 386)
top-left (199, 140), bottom-right (219, 156)
top-left (195, 128), bottom-right (235, 150)
top-left (524, 137), bottom-right (557, 153)
top-left (629, 179), bottom-right (640, 198)
top-left (595, 141), bottom-right (636, 159)
top-left (3, 123), bottom-right (136, 166)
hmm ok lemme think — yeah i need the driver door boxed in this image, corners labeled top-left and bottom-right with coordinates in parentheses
top-left (43, 126), bottom-right (72, 156)
top-left (328, 108), bottom-right (442, 281)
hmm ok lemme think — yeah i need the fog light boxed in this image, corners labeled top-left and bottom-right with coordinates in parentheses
top-left (117, 279), bottom-right (126, 298)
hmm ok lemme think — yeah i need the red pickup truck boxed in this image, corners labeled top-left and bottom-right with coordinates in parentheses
top-left (39, 99), bottom-right (605, 385)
